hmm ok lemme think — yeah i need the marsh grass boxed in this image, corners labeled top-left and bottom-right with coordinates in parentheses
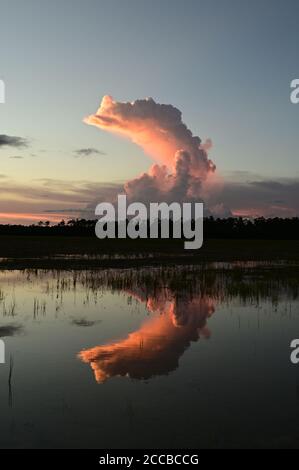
top-left (1, 238), bottom-right (299, 269)
top-left (9, 262), bottom-right (299, 307)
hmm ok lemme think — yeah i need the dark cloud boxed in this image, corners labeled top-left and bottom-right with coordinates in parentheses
top-left (3, 171), bottom-right (299, 220)
top-left (81, 175), bottom-right (299, 219)
top-left (0, 178), bottom-right (122, 217)
top-left (209, 176), bottom-right (299, 217)
top-left (9, 156), bottom-right (23, 159)
top-left (0, 134), bottom-right (28, 148)
top-left (224, 170), bottom-right (264, 182)
top-left (71, 318), bottom-right (100, 327)
top-left (0, 324), bottom-right (22, 338)
top-left (74, 147), bottom-right (106, 157)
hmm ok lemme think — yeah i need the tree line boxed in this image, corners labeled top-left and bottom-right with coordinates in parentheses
top-left (0, 217), bottom-right (299, 239)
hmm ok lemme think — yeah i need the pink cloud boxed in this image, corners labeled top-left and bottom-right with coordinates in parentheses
top-left (84, 95), bottom-right (216, 206)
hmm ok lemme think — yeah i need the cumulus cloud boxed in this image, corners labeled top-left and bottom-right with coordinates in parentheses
top-left (74, 147), bottom-right (106, 157)
top-left (84, 95), bottom-right (216, 206)
top-left (0, 134), bottom-right (28, 148)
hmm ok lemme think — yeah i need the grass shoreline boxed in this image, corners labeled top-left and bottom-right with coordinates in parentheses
top-left (0, 236), bottom-right (298, 269)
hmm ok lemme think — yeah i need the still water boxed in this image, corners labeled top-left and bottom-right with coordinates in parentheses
top-left (0, 264), bottom-right (299, 449)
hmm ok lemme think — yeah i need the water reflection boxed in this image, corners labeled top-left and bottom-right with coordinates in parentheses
top-left (0, 265), bottom-right (299, 448)
top-left (79, 288), bottom-right (215, 382)
top-left (71, 263), bottom-right (299, 383)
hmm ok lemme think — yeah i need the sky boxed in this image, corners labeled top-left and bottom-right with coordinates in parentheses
top-left (0, 0), bottom-right (299, 222)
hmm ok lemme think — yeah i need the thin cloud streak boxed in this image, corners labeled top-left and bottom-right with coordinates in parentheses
top-left (74, 147), bottom-right (106, 157)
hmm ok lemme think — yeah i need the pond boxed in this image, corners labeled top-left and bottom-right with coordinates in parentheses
top-left (0, 264), bottom-right (299, 448)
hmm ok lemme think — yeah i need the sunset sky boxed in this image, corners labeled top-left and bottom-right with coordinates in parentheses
top-left (1, 0), bottom-right (299, 223)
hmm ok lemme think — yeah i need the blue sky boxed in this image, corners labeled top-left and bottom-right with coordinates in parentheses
top-left (0, 0), bottom-right (299, 221)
